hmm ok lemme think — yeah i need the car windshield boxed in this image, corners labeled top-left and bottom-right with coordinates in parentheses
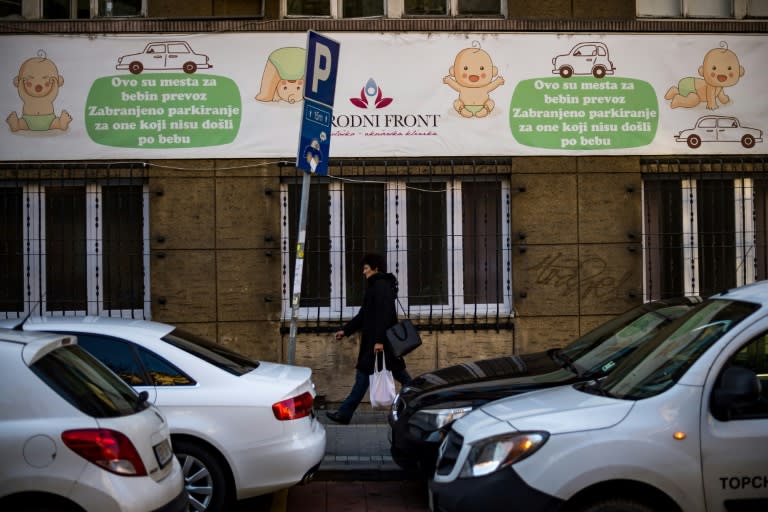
top-left (598, 298), bottom-right (759, 399)
top-left (32, 344), bottom-right (147, 418)
top-left (162, 328), bottom-right (259, 376)
top-left (571, 305), bottom-right (691, 377)
top-left (560, 301), bottom-right (691, 365)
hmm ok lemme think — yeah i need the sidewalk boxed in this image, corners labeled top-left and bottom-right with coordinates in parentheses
top-left (314, 402), bottom-right (414, 481)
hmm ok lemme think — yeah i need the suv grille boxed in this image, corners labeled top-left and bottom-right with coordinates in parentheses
top-left (435, 429), bottom-right (463, 476)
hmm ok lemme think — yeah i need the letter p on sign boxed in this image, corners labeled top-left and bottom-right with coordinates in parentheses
top-left (312, 44), bottom-right (332, 95)
top-left (304, 31), bottom-right (340, 108)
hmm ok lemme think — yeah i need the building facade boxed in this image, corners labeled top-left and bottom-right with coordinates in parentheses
top-left (1, 0), bottom-right (767, 402)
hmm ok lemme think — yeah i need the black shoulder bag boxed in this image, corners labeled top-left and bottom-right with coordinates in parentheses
top-left (385, 298), bottom-right (422, 358)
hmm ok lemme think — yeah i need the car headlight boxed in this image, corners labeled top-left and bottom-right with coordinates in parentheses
top-left (411, 405), bottom-right (474, 432)
top-left (459, 431), bottom-right (549, 478)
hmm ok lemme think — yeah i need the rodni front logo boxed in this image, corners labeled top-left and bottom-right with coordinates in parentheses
top-left (349, 78), bottom-right (393, 109)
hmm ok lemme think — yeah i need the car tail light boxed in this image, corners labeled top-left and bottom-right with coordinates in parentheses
top-left (272, 391), bottom-right (314, 421)
top-left (62, 429), bottom-right (147, 476)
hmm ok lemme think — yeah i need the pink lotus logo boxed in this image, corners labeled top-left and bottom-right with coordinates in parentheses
top-left (349, 78), bottom-right (393, 109)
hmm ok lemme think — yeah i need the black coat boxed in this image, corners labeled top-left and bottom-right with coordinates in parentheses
top-left (341, 272), bottom-right (406, 375)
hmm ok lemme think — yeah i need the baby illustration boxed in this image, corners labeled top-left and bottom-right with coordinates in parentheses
top-left (7, 50), bottom-right (72, 132)
top-left (664, 41), bottom-right (745, 110)
top-left (443, 41), bottom-right (505, 118)
top-left (255, 47), bottom-right (306, 104)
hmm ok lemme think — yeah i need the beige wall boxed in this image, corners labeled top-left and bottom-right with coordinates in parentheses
top-left (145, 156), bottom-right (645, 403)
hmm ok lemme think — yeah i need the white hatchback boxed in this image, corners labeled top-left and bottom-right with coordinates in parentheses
top-left (3, 316), bottom-right (326, 512)
top-left (0, 329), bottom-right (187, 512)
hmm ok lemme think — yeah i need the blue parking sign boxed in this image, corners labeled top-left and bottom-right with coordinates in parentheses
top-left (304, 31), bottom-right (340, 108)
top-left (297, 31), bottom-right (340, 175)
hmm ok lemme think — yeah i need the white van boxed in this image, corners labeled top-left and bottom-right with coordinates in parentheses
top-left (430, 280), bottom-right (768, 512)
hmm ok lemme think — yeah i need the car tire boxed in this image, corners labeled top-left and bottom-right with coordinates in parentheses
top-left (578, 498), bottom-right (655, 512)
top-left (741, 134), bottom-right (756, 149)
top-left (559, 66), bottom-right (574, 79)
top-left (183, 61), bottom-right (198, 74)
top-left (686, 134), bottom-right (702, 149)
top-left (174, 439), bottom-right (231, 512)
top-left (592, 65), bottom-right (607, 79)
top-left (128, 61), bottom-right (143, 74)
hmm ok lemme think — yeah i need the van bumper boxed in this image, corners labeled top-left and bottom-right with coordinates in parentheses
top-left (428, 466), bottom-right (562, 512)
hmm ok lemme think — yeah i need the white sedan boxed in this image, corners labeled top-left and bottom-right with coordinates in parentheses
top-left (2, 316), bottom-right (326, 512)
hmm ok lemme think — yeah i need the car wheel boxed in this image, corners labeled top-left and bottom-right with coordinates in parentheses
top-left (592, 65), bottom-right (607, 79)
top-left (578, 498), bottom-right (655, 512)
top-left (559, 66), bottom-right (573, 79)
top-left (183, 62), bottom-right (198, 74)
top-left (128, 62), bottom-right (143, 74)
top-left (741, 134), bottom-right (756, 149)
top-left (174, 439), bottom-right (230, 512)
top-left (686, 134), bottom-right (702, 149)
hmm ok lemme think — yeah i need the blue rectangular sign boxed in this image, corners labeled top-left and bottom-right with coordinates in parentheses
top-left (297, 101), bottom-right (333, 176)
top-left (303, 31), bottom-right (340, 108)
top-left (297, 31), bottom-right (340, 175)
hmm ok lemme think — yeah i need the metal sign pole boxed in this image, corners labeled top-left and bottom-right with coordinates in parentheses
top-left (287, 172), bottom-right (311, 365)
top-left (287, 30), bottom-right (339, 365)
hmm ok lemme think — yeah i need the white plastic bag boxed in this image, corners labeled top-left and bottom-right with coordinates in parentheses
top-left (369, 352), bottom-right (396, 409)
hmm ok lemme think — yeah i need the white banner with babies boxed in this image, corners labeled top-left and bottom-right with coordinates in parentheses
top-left (1, 32), bottom-right (765, 161)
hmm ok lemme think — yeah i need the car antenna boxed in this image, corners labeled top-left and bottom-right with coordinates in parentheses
top-left (14, 296), bottom-right (44, 330)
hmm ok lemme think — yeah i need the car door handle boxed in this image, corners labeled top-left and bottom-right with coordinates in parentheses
top-left (168, 55), bottom-right (178, 59)
top-left (153, 55), bottom-right (162, 59)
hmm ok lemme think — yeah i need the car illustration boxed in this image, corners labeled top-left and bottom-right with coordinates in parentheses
top-left (552, 41), bottom-right (615, 79)
top-left (116, 40), bottom-right (212, 74)
top-left (675, 115), bottom-right (763, 149)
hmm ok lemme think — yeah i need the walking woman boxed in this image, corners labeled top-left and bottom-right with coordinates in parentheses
top-left (326, 253), bottom-right (412, 424)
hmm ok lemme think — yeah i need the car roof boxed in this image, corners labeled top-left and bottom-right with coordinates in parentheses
top-left (0, 316), bottom-right (175, 338)
top-left (0, 328), bottom-right (79, 365)
top-left (0, 328), bottom-right (74, 345)
top-left (712, 280), bottom-right (768, 304)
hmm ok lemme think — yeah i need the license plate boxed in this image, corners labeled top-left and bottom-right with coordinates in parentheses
top-left (153, 439), bottom-right (173, 468)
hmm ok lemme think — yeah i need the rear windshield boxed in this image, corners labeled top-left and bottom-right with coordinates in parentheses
top-left (32, 344), bottom-right (146, 418)
top-left (162, 328), bottom-right (259, 376)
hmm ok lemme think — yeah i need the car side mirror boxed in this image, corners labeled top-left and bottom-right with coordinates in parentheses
top-left (136, 389), bottom-right (150, 410)
top-left (710, 366), bottom-right (760, 421)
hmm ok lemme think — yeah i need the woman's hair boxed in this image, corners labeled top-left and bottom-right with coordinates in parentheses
top-left (361, 252), bottom-right (385, 272)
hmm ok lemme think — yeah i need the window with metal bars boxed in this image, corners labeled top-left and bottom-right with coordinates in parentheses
top-left (642, 159), bottom-right (768, 300)
top-left (280, 162), bottom-right (511, 323)
top-left (0, 176), bottom-right (149, 319)
top-left (283, 0), bottom-right (503, 17)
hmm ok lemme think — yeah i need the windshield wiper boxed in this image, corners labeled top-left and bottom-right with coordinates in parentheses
top-left (552, 349), bottom-right (582, 377)
top-left (584, 378), bottom-right (613, 397)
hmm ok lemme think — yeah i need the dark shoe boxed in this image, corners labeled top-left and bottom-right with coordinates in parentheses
top-left (325, 411), bottom-right (351, 425)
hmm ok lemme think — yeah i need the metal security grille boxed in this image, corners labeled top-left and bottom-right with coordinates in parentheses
top-left (280, 158), bottom-right (514, 331)
top-left (641, 158), bottom-right (768, 300)
top-left (0, 165), bottom-right (149, 319)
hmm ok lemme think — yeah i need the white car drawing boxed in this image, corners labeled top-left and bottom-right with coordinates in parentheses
top-left (116, 41), bottom-right (212, 74)
top-left (552, 41), bottom-right (615, 79)
top-left (675, 115), bottom-right (763, 149)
